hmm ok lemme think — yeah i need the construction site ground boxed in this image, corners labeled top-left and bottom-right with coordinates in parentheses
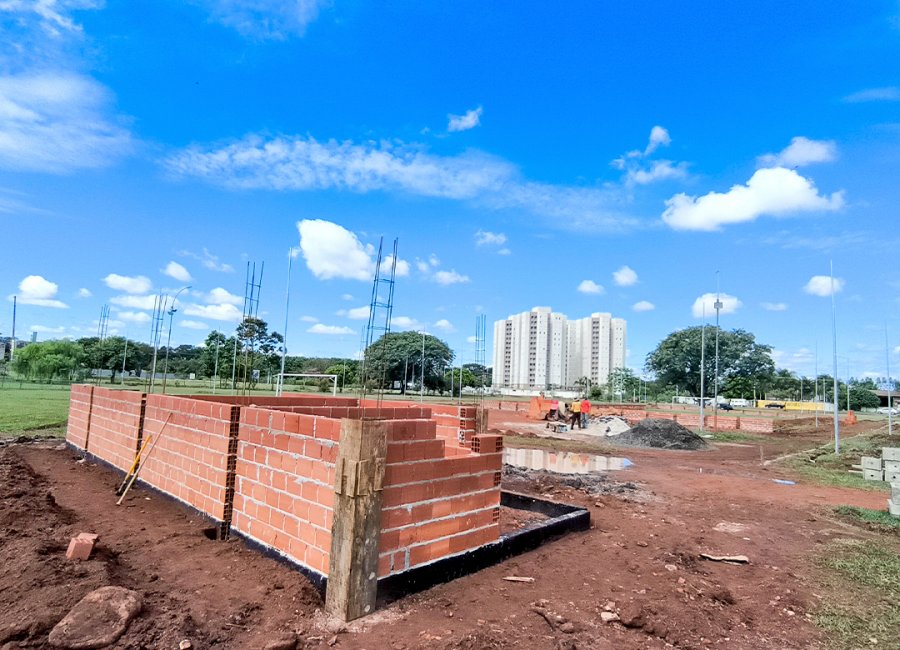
top-left (1, 409), bottom-right (896, 649)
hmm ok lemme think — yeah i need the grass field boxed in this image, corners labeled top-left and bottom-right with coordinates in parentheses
top-left (0, 385), bottom-right (72, 435)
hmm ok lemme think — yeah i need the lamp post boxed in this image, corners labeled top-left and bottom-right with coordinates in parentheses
top-left (161, 286), bottom-right (191, 394)
top-left (714, 272), bottom-right (722, 428)
top-left (420, 330), bottom-right (426, 402)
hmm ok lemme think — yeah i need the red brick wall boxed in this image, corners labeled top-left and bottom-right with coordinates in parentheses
top-left (138, 395), bottom-right (238, 521)
top-left (80, 387), bottom-right (145, 471)
top-left (378, 427), bottom-right (502, 578)
top-left (66, 384), bottom-right (94, 450)
top-left (230, 408), bottom-right (341, 576)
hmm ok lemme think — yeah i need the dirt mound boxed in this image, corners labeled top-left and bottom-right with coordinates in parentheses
top-left (614, 418), bottom-right (710, 450)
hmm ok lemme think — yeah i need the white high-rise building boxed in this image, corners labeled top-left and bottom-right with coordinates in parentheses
top-left (491, 307), bottom-right (627, 391)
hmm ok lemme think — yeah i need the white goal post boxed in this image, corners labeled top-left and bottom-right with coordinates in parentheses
top-left (275, 372), bottom-right (338, 397)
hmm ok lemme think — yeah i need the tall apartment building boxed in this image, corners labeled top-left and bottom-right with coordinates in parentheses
top-left (491, 307), bottom-right (627, 391)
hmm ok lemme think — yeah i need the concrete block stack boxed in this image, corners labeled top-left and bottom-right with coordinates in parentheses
top-left (858, 448), bottom-right (900, 517)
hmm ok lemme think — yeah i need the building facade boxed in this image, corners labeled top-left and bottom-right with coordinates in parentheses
top-left (491, 307), bottom-right (627, 391)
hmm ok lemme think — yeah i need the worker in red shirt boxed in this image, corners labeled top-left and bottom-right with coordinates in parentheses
top-left (580, 397), bottom-right (591, 428)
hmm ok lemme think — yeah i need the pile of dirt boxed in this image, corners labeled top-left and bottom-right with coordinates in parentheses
top-left (613, 418), bottom-right (710, 451)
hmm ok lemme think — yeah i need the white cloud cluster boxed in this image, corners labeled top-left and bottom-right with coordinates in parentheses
top-left (475, 230), bottom-right (506, 246)
top-left (180, 320), bottom-right (210, 330)
top-left (391, 316), bottom-right (423, 331)
top-left (761, 302), bottom-right (788, 311)
top-left (691, 293), bottom-right (742, 318)
top-left (434, 319), bottom-right (455, 332)
top-left (163, 261), bottom-right (192, 283)
top-left (843, 87), bottom-right (900, 103)
top-left (77, 287), bottom-right (91, 298)
top-left (29, 324), bottom-right (66, 334)
top-left (168, 135), bottom-right (637, 231)
top-left (433, 270), bottom-right (469, 286)
top-left (205, 287), bottom-right (243, 305)
top-left (662, 167), bottom-right (844, 231)
top-left (758, 137), bottom-right (837, 168)
top-left (632, 300), bottom-right (655, 312)
top-left (804, 275), bottom-right (844, 297)
top-left (0, 73), bottom-right (132, 173)
top-left (104, 273), bottom-right (152, 294)
top-left (109, 294), bottom-right (158, 310)
top-left (179, 248), bottom-right (234, 272)
top-left (199, 0), bottom-right (327, 40)
top-left (577, 280), bottom-right (604, 295)
top-left (613, 266), bottom-right (638, 287)
top-left (118, 311), bottom-right (150, 324)
top-left (448, 106), bottom-right (483, 132)
top-left (308, 323), bottom-right (354, 335)
top-left (8, 274), bottom-right (68, 308)
top-left (297, 219), bottom-right (411, 282)
top-left (611, 126), bottom-right (688, 187)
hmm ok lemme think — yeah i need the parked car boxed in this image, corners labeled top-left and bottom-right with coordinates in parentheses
top-left (717, 403), bottom-right (734, 411)
top-left (765, 402), bottom-right (786, 409)
top-left (877, 407), bottom-right (900, 415)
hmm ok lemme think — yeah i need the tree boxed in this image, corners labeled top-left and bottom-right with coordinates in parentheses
top-left (849, 386), bottom-right (880, 411)
top-left (362, 331), bottom-right (453, 393)
top-left (607, 367), bottom-right (639, 401)
top-left (324, 361), bottom-right (359, 391)
top-left (12, 340), bottom-right (85, 380)
top-left (234, 318), bottom-right (284, 387)
top-left (645, 327), bottom-right (775, 397)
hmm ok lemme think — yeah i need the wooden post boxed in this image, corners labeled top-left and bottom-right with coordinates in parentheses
top-left (325, 418), bottom-right (387, 621)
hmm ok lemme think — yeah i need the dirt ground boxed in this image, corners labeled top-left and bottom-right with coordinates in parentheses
top-left (0, 411), bottom-right (891, 650)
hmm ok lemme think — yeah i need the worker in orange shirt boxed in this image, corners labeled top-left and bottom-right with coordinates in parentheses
top-left (570, 399), bottom-right (581, 429)
top-left (580, 397), bottom-right (591, 428)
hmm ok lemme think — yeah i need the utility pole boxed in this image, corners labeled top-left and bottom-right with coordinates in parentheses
top-left (700, 304), bottom-right (706, 432)
top-left (830, 261), bottom-right (840, 454)
top-left (161, 286), bottom-right (190, 394)
top-left (714, 272), bottom-right (722, 430)
top-left (121, 336), bottom-right (128, 385)
top-left (420, 331), bottom-right (426, 402)
top-left (887, 324), bottom-right (894, 436)
top-left (277, 248), bottom-right (294, 396)
top-left (10, 295), bottom-right (16, 362)
top-left (212, 339), bottom-right (221, 394)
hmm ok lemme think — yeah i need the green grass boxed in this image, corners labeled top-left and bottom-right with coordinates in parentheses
top-left (834, 505), bottom-right (900, 534)
top-left (708, 431), bottom-right (769, 443)
top-left (780, 430), bottom-right (900, 491)
top-left (0, 385), bottom-right (72, 435)
top-left (814, 540), bottom-right (900, 648)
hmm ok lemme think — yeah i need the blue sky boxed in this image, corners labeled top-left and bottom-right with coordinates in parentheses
top-left (2, 1), bottom-right (900, 380)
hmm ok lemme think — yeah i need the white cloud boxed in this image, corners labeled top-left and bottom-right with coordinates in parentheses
top-left (434, 270), bottom-right (470, 286)
top-left (391, 316), bottom-right (423, 331)
top-left (167, 135), bottom-right (638, 232)
top-left (205, 287), bottom-right (243, 305)
top-left (118, 311), bottom-right (151, 324)
top-left (104, 273), bottom-right (152, 294)
top-left (627, 160), bottom-right (688, 186)
top-left (77, 287), bottom-right (91, 298)
top-left (804, 275), bottom-right (845, 297)
top-left (183, 302), bottom-right (243, 322)
top-left (299, 315), bottom-right (319, 322)
top-left (179, 248), bottom-right (234, 272)
top-left (340, 293), bottom-right (353, 301)
top-left (381, 255), bottom-right (410, 277)
top-left (346, 306), bottom-right (370, 320)
top-left (632, 301), bottom-right (655, 312)
top-left (758, 137), bottom-right (837, 168)
top-left (577, 280), bottom-right (604, 295)
top-left (843, 87), bottom-right (900, 103)
top-left (198, 0), bottom-right (326, 40)
top-left (297, 219), bottom-right (408, 282)
top-left (612, 266), bottom-right (638, 287)
top-left (29, 324), bottom-right (66, 334)
top-left (475, 230), bottom-right (507, 246)
top-left (691, 293), bottom-right (742, 318)
top-left (434, 319), bottom-right (455, 332)
top-left (497, 247), bottom-right (511, 256)
top-left (761, 302), bottom-right (788, 311)
top-left (447, 106), bottom-right (483, 132)
top-left (466, 335), bottom-right (477, 343)
top-left (180, 320), bottom-right (209, 330)
top-left (0, 73), bottom-right (132, 173)
top-left (662, 167), bottom-right (844, 231)
top-left (163, 261), bottom-right (192, 283)
top-left (109, 294), bottom-right (158, 310)
top-left (8, 274), bottom-right (68, 308)
top-left (644, 125), bottom-right (671, 156)
top-left (308, 323), bottom-right (354, 335)
top-left (416, 259), bottom-right (430, 273)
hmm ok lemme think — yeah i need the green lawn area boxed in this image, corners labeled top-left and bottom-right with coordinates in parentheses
top-left (814, 540), bottom-right (900, 648)
top-left (780, 429), bottom-right (900, 491)
top-left (0, 384), bottom-right (72, 435)
top-left (834, 505), bottom-right (900, 534)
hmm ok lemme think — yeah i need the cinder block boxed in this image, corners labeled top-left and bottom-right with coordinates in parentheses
top-left (863, 468), bottom-right (885, 482)
top-left (889, 499), bottom-right (900, 517)
top-left (886, 471), bottom-right (900, 483)
top-left (892, 483), bottom-right (900, 502)
top-left (882, 448), bottom-right (900, 461)
top-left (861, 456), bottom-right (883, 470)
top-left (884, 460), bottom-right (900, 474)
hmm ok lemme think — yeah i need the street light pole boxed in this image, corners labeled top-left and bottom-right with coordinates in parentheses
top-left (700, 304), bottom-right (706, 432)
top-left (420, 331), bottom-right (426, 402)
top-left (714, 272), bottom-right (722, 428)
top-left (161, 286), bottom-right (190, 394)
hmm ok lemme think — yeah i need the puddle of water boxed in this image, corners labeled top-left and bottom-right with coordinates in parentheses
top-left (504, 447), bottom-right (632, 473)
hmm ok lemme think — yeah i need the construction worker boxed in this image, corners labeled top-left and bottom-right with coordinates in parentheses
top-left (580, 397), bottom-right (591, 428)
top-left (549, 399), bottom-right (559, 421)
top-left (570, 399), bottom-right (581, 429)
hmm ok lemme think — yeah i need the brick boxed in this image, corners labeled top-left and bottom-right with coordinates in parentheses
top-left (66, 536), bottom-right (95, 561)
